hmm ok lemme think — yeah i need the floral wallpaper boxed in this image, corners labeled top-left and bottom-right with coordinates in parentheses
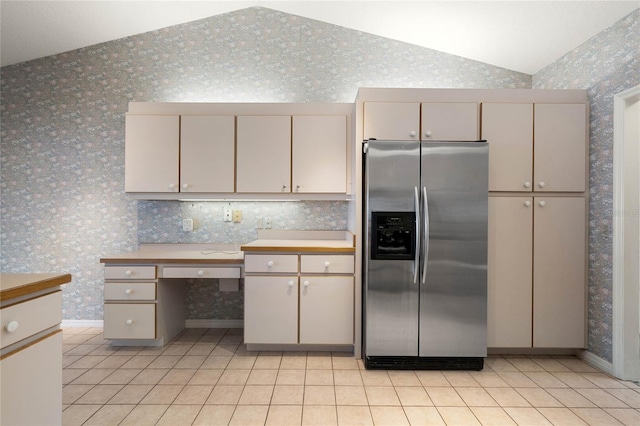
top-left (1, 5), bottom-right (547, 323)
top-left (533, 8), bottom-right (640, 362)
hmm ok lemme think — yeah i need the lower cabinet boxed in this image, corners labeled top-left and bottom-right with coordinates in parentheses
top-left (244, 253), bottom-right (355, 346)
top-left (488, 196), bottom-right (586, 348)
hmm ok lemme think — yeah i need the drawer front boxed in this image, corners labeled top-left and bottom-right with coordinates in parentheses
top-left (300, 255), bottom-right (354, 274)
top-left (104, 282), bottom-right (156, 301)
top-left (161, 267), bottom-right (240, 279)
top-left (104, 265), bottom-right (156, 280)
top-left (1, 291), bottom-right (62, 349)
top-left (104, 303), bottom-right (156, 340)
top-left (244, 254), bottom-right (298, 273)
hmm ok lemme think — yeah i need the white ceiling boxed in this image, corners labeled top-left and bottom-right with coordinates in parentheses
top-left (1, 1), bottom-right (638, 74)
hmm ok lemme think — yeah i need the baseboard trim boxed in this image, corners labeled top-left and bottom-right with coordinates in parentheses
top-left (62, 320), bottom-right (104, 328)
top-left (185, 319), bottom-right (244, 328)
top-left (581, 350), bottom-right (614, 375)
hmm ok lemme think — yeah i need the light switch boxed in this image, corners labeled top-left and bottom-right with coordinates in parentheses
top-left (182, 218), bottom-right (194, 232)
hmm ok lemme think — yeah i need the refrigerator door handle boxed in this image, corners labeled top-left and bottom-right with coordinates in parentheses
top-left (422, 186), bottom-right (429, 284)
top-left (413, 186), bottom-right (420, 284)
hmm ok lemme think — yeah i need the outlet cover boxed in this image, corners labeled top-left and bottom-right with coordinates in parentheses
top-left (232, 210), bottom-right (242, 223)
top-left (223, 207), bottom-right (232, 222)
top-left (182, 218), bottom-right (194, 232)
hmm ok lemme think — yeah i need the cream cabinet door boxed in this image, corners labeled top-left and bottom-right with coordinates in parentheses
top-left (487, 197), bottom-right (533, 348)
top-left (292, 115), bottom-right (347, 193)
top-left (180, 115), bottom-right (235, 193)
top-left (533, 197), bottom-right (586, 348)
top-left (125, 114), bottom-right (179, 192)
top-left (299, 276), bottom-right (354, 345)
top-left (237, 116), bottom-right (292, 193)
top-left (421, 102), bottom-right (479, 141)
top-left (244, 276), bottom-right (298, 344)
top-left (481, 103), bottom-right (534, 192)
top-left (534, 104), bottom-right (587, 192)
top-left (363, 102), bottom-right (420, 141)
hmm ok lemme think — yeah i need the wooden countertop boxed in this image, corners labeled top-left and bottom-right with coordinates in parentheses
top-left (100, 244), bottom-right (244, 264)
top-left (241, 230), bottom-right (355, 253)
top-left (0, 273), bottom-right (72, 302)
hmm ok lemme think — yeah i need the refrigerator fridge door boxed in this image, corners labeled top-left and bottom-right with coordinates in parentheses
top-left (364, 140), bottom-right (420, 357)
top-left (419, 142), bottom-right (489, 358)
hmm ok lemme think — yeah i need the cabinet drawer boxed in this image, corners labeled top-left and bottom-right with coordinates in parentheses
top-left (161, 267), bottom-right (240, 279)
top-left (104, 265), bottom-right (156, 280)
top-left (104, 303), bottom-right (156, 340)
top-left (1, 291), bottom-right (62, 349)
top-left (104, 282), bottom-right (156, 301)
top-left (244, 254), bottom-right (298, 273)
top-left (300, 255), bottom-right (354, 274)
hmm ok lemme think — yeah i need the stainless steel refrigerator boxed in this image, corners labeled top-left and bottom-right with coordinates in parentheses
top-left (363, 139), bottom-right (488, 370)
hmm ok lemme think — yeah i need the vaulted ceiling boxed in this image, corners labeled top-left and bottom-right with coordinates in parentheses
top-left (1, 1), bottom-right (638, 74)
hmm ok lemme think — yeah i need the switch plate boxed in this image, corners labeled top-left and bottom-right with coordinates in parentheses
top-left (265, 217), bottom-right (272, 229)
top-left (232, 210), bottom-right (242, 223)
top-left (182, 218), bottom-right (194, 232)
top-left (223, 207), bottom-right (232, 222)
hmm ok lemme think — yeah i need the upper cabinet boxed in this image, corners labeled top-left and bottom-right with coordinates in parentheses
top-left (293, 115), bottom-right (347, 193)
top-left (125, 114), bottom-right (180, 192)
top-left (236, 116), bottom-right (292, 193)
top-left (125, 114), bottom-right (235, 193)
top-left (481, 102), bottom-right (587, 192)
top-left (363, 101), bottom-right (479, 141)
top-left (363, 102), bottom-right (420, 140)
top-left (421, 102), bottom-right (479, 141)
top-left (180, 115), bottom-right (235, 193)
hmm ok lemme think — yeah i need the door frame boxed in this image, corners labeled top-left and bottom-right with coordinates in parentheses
top-left (612, 84), bottom-right (640, 380)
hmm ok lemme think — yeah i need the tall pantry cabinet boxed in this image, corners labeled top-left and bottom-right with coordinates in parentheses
top-left (357, 89), bottom-right (589, 353)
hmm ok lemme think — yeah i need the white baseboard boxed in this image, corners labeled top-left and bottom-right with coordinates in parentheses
top-left (185, 319), bottom-right (244, 328)
top-left (62, 320), bottom-right (104, 328)
top-left (581, 350), bottom-right (614, 376)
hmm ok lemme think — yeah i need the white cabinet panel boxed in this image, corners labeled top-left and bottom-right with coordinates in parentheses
top-left (421, 102), bottom-right (479, 141)
top-left (244, 254), bottom-right (298, 274)
top-left (104, 303), bottom-right (156, 340)
top-left (364, 102), bottom-right (420, 141)
top-left (180, 115), bottom-right (235, 193)
top-left (244, 276), bottom-right (298, 344)
top-left (292, 115), bottom-right (347, 193)
top-left (300, 255), bottom-right (354, 274)
top-left (0, 291), bottom-right (62, 349)
top-left (104, 265), bottom-right (156, 280)
top-left (104, 282), bottom-right (156, 301)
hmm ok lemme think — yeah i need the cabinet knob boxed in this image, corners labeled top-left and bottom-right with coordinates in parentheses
top-left (539, 201), bottom-right (546, 207)
top-left (524, 181), bottom-right (531, 188)
top-left (267, 261), bottom-right (274, 267)
top-left (125, 289), bottom-right (132, 295)
top-left (125, 270), bottom-right (132, 276)
top-left (424, 130), bottom-right (432, 138)
top-left (410, 130), bottom-right (417, 137)
top-left (304, 280), bottom-right (310, 287)
top-left (524, 201), bottom-right (531, 207)
top-left (197, 270), bottom-right (204, 276)
top-left (5, 320), bottom-right (19, 333)
top-left (282, 185), bottom-right (287, 191)
top-left (288, 280), bottom-right (294, 288)
top-left (182, 183), bottom-right (189, 190)
top-left (324, 261), bottom-right (330, 268)
top-left (538, 181), bottom-right (546, 188)
top-left (168, 183), bottom-right (176, 190)
top-left (126, 319), bottom-right (133, 325)
top-left (296, 185), bottom-right (300, 192)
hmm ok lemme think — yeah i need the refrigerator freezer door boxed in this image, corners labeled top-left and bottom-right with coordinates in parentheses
top-left (419, 142), bottom-right (488, 357)
top-left (364, 140), bottom-right (420, 357)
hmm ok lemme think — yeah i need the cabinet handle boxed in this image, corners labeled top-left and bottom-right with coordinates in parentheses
top-left (324, 261), bottom-right (330, 268)
top-left (288, 280), bottom-right (294, 288)
top-left (125, 289), bottom-right (132, 295)
top-left (539, 201), bottom-right (546, 207)
top-left (197, 270), bottom-right (204, 276)
top-left (424, 130), bottom-right (431, 138)
top-left (168, 183), bottom-right (176, 190)
top-left (282, 185), bottom-right (287, 191)
top-left (296, 185), bottom-right (300, 192)
top-left (182, 183), bottom-right (189, 190)
top-left (126, 319), bottom-right (133, 325)
top-left (267, 261), bottom-right (274, 268)
top-left (524, 201), bottom-right (531, 207)
top-left (538, 181), bottom-right (546, 188)
top-left (410, 130), bottom-right (417, 137)
top-left (125, 270), bottom-right (132, 276)
top-left (524, 181), bottom-right (531, 188)
top-left (5, 320), bottom-right (19, 333)
top-left (304, 280), bottom-right (310, 287)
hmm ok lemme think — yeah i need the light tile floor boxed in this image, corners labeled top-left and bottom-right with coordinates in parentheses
top-left (61, 327), bottom-right (640, 425)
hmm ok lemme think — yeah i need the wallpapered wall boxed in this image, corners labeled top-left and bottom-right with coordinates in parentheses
top-left (0, 7), bottom-right (531, 322)
top-left (533, 8), bottom-right (640, 363)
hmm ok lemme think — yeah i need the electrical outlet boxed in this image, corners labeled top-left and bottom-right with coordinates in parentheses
top-left (182, 218), bottom-right (194, 232)
top-left (257, 218), bottom-right (263, 229)
top-left (265, 217), bottom-right (272, 229)
top-left (232, 210), bottom-right (242, 223)
top-left (223, 207), bottom-right (232, 222)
